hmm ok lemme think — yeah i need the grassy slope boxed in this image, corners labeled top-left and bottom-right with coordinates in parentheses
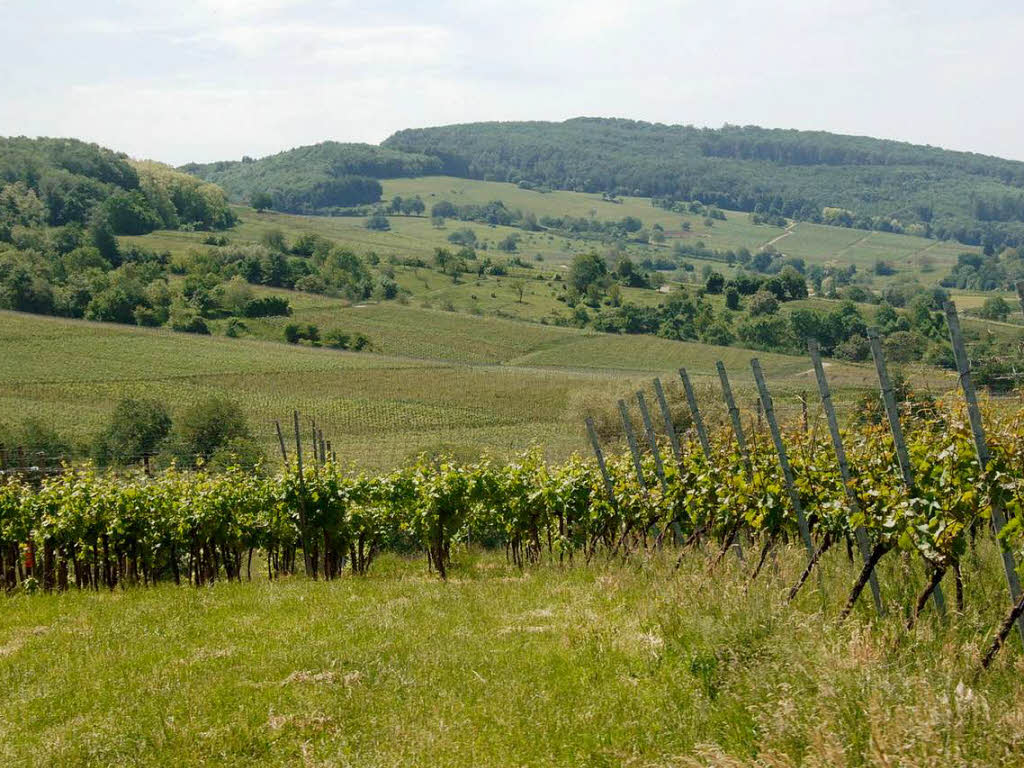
top-left (1, 308), bottom-right (901, 468)
top-left (24, 175), bottom-right (1007, 466)
top-left (382, 176), bottom-right (973, 280)
top-left (129, 176), bottom-right (979, 285)
top-left (3, 546), bottom-right (1023, 766)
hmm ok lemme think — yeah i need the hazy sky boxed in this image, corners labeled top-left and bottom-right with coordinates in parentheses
top-left (2, 0), bottom-right (1022, 165)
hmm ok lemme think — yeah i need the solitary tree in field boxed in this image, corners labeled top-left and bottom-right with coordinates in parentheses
top-left (568, 252), bottom-right (607, 295)
top-left (251, 191), bottom-right (273, 212)
top-left (512, 279), bottom-right (525, 303)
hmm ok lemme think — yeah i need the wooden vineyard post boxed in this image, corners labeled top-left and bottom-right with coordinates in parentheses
top-left (309, 418), bottom-right (320, 470)
top-left (944, 302), bottom-right (1024, 642)
top-left (585, 417), bottom-right (616, 507)
top-left (750, 359), bottom-right (815, 559)
top-left (1017, 281), bottom-right (1024, 320)
top-left (636, 391), bottom-right (668, 493)
top-left (275, 421), bottom-right (289, 465)
top-left (292, 411), bottom-right (314, 579)
top-left (652, 378), bottom-right (682, 466)
top-left (618, 400), bottom-right (647, 488)
top-left (867, 329), bottom-right (946, 616)
top-left (808, 340), bottom-right (884, 617)
top-left (713, 362), bottom-right (748, 561)
top-left (716, 362), bottom-right (750, 473)
top-left (678, 368), bottom-right (712, 460)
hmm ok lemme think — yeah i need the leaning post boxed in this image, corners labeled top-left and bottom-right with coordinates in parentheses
top-left (618, 399), bottom-right (647, 488)
top-left (274, 421), bottom-right (289, 465)
top-left (292, 411), bottom-right (314, 579)
top-left (750, 359), bottom-right (815, 559)
top-left (585, 417), bottom-right (616, 507)
top-left (716, 361), bottom-right (751, 474)
top-left (943, 302), bottom-right (1024, 642)
top-left (678, 368), bottom-right (712, 460)
top-left (808, 340), bottom-right (884, 617)
top-left (867, 329), bottom-right (946, 616)
top-left (652, 378), bottom-right (683, 466)
top-left (636, 391), bottom-right (668, 493)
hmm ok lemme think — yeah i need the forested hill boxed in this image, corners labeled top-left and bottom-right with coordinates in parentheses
top-left (383, 118), bottom-right (1024, 249)
top-left (0, 136), bottom-right (235, 236)
top-left (181, 142), bottom-right (443, 214)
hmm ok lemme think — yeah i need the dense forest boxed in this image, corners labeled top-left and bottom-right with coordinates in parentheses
top-left (383, 118), bottom-right (1024, 250)
top-left (181, 142), bottom-right (443, 214)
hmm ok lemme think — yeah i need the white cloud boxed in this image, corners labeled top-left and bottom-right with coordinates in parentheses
top-left (2, 0), bottom-right (1024, 163)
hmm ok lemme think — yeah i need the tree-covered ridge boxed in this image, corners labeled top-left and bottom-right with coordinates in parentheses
top-left (382, 118), bottom-right (1024, 249)
top-left (181, 141), bottom-right (444, 214)
top-left (0, 136), bottom-right (235, 236)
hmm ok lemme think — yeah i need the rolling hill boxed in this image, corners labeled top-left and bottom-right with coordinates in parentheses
top-left (383, 118), bottom-right (1024, 249)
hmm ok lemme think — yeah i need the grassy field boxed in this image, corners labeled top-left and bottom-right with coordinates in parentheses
top-left (3, 546), bottom-right (1024, 767)
top-left (2, 308), bottom-right (933, 468)
top-left (126, 175), bottom-right (980, 287)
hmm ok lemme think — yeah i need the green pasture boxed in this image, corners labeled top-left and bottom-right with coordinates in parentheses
top-left (3, 546), bottom-right (1024, 767)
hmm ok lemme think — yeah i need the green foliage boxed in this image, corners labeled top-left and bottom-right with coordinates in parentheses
top-left (384, 117), bottom-right (1024, 249)
top-left (181, 141), bottom-right (441, 214)
top-left (92, 398), bottom-right (172, 465)
top-left (365, 211), bottom-right (390, 231)
top-left (168, 302), bottom-right (210, 334)
top-left (250, 190), bottom-right (273, 212)
top-left (978, 296), bottom-right (1011, 320)
top-left (0, 418), bottom-right (70, 460)
top-left (567, 252), bottom-right (607, 295)
top-left (101, 190), bottom-right (162, 235)
top-left (2, 399), bottom-right (1019, 592)
top-left (284, 323), bottom-right (320, 344)
top-left (172, 395), bottom-right (258, 466)
top-left (241, 295), bottom-right (292, 318)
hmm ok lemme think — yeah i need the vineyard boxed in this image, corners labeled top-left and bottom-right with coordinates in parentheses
top-left (4, 322), bottom-right (1024, 667)
top-left (5, 307), bottom-right (1024, 765)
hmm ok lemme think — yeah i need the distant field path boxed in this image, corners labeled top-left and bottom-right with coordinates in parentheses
top-left (834, 230), bottom-right (874, 259)
top-left (761, 221), bottom-right (797, 249)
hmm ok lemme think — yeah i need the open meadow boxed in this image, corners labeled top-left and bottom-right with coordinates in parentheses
top-left (3, 546), bottom-right (1024, 767)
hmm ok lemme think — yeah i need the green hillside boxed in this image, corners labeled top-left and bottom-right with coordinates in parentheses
top-left (383, 118), bottom-right (1024, 250)
top-left (181, 142), bottom-right (443, 214)
top-left (1, 307), bottom-right (895, 469)
top-left (0, 136), bottom-right (234, 235)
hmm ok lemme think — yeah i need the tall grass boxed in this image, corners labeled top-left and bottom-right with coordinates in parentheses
top-left (2, 544), bottom-right (1022, 766)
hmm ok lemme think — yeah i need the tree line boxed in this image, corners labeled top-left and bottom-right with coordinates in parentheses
top-left (182, 141), bottom-right (444, 215)
top-left (383, 118), bottom-right (1024, 250)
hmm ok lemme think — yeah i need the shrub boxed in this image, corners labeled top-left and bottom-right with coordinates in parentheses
top-left (324, 329), bottom-right (350, 349)
top-left (748, 290), bottom-right (780, 317)
top-left (242, 296), bottom-right (292, 318)
top-left (978, 296), bottom-right (1011, 321)
top-left (169, 305), bottom-right (210, 334)
top-left (365, 212), bottom-right (390, 231)
top-left (92, 398), bottom-right (172, 466)
top-left (174, 396), bottom-right (255, 465)
top-left (284, 323), bottom-right (320, 344)
top-left (0, 419), bottom-right (71, 463)
top-left (834, 334), bottom-right (870, 362)
top-left (447, 228), bottom-right (477, 247)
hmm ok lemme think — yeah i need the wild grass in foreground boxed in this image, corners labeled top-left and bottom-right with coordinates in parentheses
top-left (2, 546), bottom-right (1024, 767)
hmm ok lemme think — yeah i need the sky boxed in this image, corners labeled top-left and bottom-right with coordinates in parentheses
top-left (1, 0), bottom-right (1022, 166)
